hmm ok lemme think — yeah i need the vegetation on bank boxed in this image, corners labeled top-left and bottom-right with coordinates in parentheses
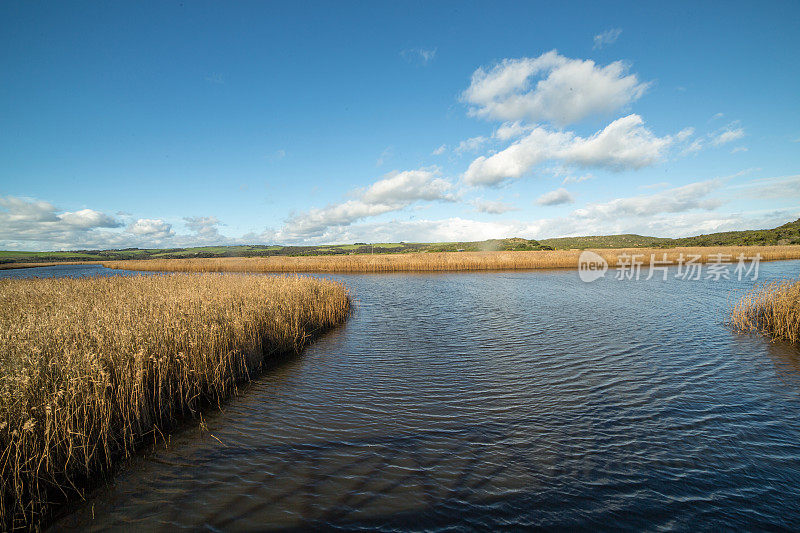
top-left (541, 218), bottom-right (800, 249)
top-left (730, 279), bottom-right (800, 344)
top-left (102, 246), bottom-right (800, 273)
top-left (0, 274), bottom-right (350, 530)
top-left (3, 218), bottom-right (799, 265)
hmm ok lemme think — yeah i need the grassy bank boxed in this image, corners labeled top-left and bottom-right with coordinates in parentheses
top-left (0, 274), bottom-right (350, 530)
top-left (730, 279), bottom-right (800, 344)
top-left (102, 246), bottom-right (800, 273)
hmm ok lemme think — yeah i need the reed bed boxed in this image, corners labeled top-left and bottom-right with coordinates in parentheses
top-left (102, 246), bottom-right (800, 273)
top-left (0, 274), bottom-right (350, 530)
top-left (730, 279), bottom-right (800, 344)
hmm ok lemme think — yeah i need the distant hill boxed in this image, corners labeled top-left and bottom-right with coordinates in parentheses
top-left (541, 218), bottom-right (800, 249)
top-left (540, 234), bottom-right (672, 249)
top-left (1, 219), bottom-right (799, 263)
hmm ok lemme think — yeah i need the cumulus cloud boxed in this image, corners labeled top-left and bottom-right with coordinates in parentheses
top-left (472, 198), bottom-right (519, 214)
top-left (431, 144), bottom-right (447, 156)
top-left (464, 114), bottom-right (672, 186)
top-left (572, 180), bottom-right (723, 220)
top-left (593, 28), bottom-right (622, 49)
top-left (184, 216), bottom-right (222, 237)
top-left (537, 188), bottom-right (575, 206)
top-left (127, 218), bottom-right (174, 239)
top-left (58, 209), bottom-right (121, 229)
top-left (0, 196), bottom-right (129, 249)
top-left (461, 50), bottom-right (650, 126)
top-left (280, 168), bottom-right (456, 239)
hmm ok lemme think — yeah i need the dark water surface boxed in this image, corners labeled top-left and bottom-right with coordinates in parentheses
top-left (6, 262), bottom-right (800, 530)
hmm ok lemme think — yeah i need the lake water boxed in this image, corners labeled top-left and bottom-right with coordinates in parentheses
top-left (5, 262), bottom-right (800, 530)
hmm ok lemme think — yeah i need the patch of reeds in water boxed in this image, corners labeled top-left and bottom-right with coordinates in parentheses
top-left (0, 274), bottom-right (350, 530)
top-left (730, 279), bottom-right (800, 344)
top-left (102, 246), bottom-right (800, 273)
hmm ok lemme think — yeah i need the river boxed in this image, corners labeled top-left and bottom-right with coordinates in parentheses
top-left (4, 262), bottom-right (800, 530)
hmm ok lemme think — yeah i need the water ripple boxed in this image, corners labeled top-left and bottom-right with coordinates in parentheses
top-left (35, 261), bottom-right (800, 531)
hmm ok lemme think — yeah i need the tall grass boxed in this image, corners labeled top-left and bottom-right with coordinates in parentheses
top-left (730, 279), bottom-right (800, 344)
top-left (102, 246), bottom-right (800, 273)
top-left (0, 274), bottom-right (350, 530)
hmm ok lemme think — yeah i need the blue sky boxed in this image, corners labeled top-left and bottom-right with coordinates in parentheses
top-left (1, 1), bottom-right (799, 250)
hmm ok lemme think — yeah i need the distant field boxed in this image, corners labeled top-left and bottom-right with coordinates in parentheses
top-left (103, 246), bottom-right (800, 273)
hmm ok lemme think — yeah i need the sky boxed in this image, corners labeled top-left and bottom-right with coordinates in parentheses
top-left (1, 1), bottom-right (799, 251)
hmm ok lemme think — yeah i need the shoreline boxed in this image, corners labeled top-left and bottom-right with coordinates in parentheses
top-left (100, 246), bottom-right (800, 273)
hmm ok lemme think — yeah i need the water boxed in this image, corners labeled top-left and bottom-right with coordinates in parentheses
top-left (6, 262), bottom-right (800, 530)
top-left (0, 263), bottom-right (140, 279)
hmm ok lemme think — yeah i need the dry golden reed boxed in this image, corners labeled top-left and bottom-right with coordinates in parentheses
top-left (0, 273), bottom-right (350, 530)
top-left (730, 279), bottom-right (800, 344)
top-left (103, 246), bottom-right (800, 273)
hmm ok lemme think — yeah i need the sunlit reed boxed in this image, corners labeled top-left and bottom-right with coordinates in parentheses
top-left (103, 246), bottom-right (800, 273)
top-left (730, 279), bottom-right (800, 344)
top-left (0, 274), bottom-right (350, 530)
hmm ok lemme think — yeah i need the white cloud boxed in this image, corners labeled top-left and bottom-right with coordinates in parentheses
top-left (0, 196), bottom-right (212, 250)
top-left (537, 188), bottom-right (575, 206)
top-left (58, 209), bottom-right (121, 229)
top-left (127, 218), bottom-right (174, 239)
top-left (731, 146), bottom-right (748, 154)
top-left (0, 196), bottom-right (126, 250)
top-left (472, 198), bottom-right (519, 214)
top-left (493, 121), bottom-right (535, 141)
top-left (280, 168), bottom-right (456, 239)
top-left (400, 48), bottom-right (437, 66)
top-left (712, 127), bottom-right (745, 146)
top-left (464, 114), bottom-right (672, 186)
top-left (675, 127), bottom-right (695, 142)
top-left (462, 50), bottom-right (650, 126)
top-left (572, 180), bottom-right (722, 220)
top-left (731, 174), bottom-right (800, 199)
top-left (431, 144), bottom-right (447, 155)
top-left (562, 173), bottom-right (594, 185)
top-left (682, 123), bottom-right (746, 154)
top-left (593, 28), bottom-right (622, 49)
top-left (263, 207), bottom-right (800, 246)
top-left (454, 136), bottom-right (489, 155)
top-left (184, 216), bottom-right (222, 238)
